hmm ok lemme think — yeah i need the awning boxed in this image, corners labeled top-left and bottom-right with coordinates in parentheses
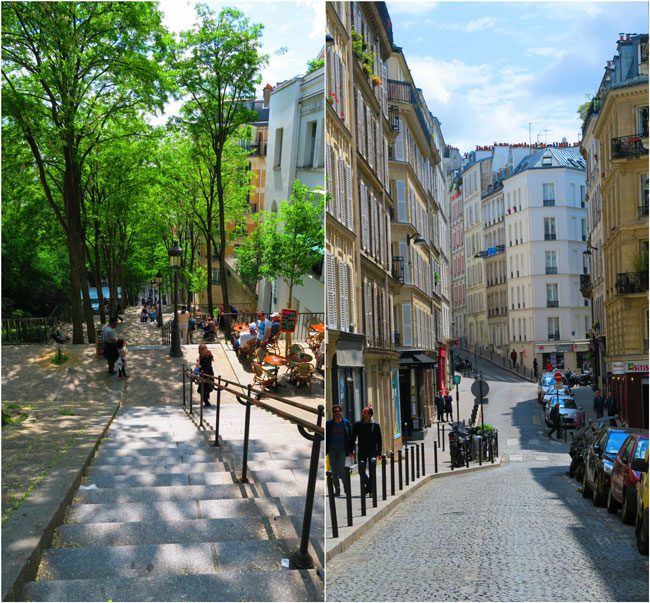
top-left (399, 353), bottom-right (437, 366)
top-left (335, 339), bottom-right (364, 367)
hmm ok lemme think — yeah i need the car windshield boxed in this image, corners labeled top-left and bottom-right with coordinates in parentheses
top-left (605, 431), bottom-right (631, 455)
top-left (559, 398), bottom-right (577, 409)
top-left (634, 438), bottom-right (649, 460)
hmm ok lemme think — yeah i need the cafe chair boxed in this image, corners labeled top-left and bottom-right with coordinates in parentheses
top-left (238, 338), bottom-right (257, 359)
top-left (252, 362), bottom-right (278, 389)
top-left (266, 331), bottom-right (282, 355)
top-left (294, 362), bottom-right (313, 393)
top-left (289, 343), bottom-right (303, 356)
top-left (256, 346), bottom-right (278, 375)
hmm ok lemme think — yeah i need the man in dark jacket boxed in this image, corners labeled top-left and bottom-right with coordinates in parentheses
top-left (325, 404), bottom-right (354, 497)
top-left (435, 392), bottom-right (445, 422)
top-left (593, 389), bottom-right (606, 419)
top-left (353, 406), bottom-right (382, 496)
top-left (549, 401), bottom-right (561, 439)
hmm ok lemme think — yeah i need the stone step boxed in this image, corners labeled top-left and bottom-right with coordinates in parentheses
top-left (55, 516), bottom-right (302, 548)
top-left (87, 460), bottom-right (230, 477)
top-left (66, 495), bottom-right (323, 524)
top-left (73, 484), bottom-right (246, 505)
top-left (23, 568), bottom-right (323, 602)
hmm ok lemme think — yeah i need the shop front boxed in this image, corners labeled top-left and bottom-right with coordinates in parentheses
top-left (398, 351), bottom-right (436, 441)
top-left (330, 333), bottom-right (365, 424)
top-left (607, 360), bottom-right (649, 429)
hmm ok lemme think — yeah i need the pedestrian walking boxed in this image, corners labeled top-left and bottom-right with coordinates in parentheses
top-left (435, 391), bottom-right (445, 422)
top-left (178, 305), bottom-right (190, 344)
top-left (195, 343), bottom-right (215, 407)
top-left (188, 316), bottom-right (196, 344)
top-left (444, 392), bottom-right (453, 422)
top-left (115, 339), bottom-right (129, 380)
top-left (325, 404), bottom-right (354, 497)
top-left (593, 389), bottom-right (605, 419)
top-left (546, 359), bottom-right (553, 372)
top-left (353, 406), bottom-right (382, 496)
top-left (140, 303), bottom-right (149, 323)
top-left (605, 391), bottom-right (618, 416)
top-left (510, 349), bottom-right (517, 369)
top-left (533, 358), bottom-right (539, 380)
top-left (102, 318), bottom-right (119, 376)
top-left (548, 401), bottom-right (562, 439)
top-left (149, 305), bottom-right (157, 323)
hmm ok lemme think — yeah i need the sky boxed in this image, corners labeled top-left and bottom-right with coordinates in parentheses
top-left (156, 0), bottom-right (323, 120)
top-left (385, 1), bottom-right (648, 153)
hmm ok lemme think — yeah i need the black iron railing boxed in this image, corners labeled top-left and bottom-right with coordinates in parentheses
top-left (1, 317), bottom-right (55, 344)
top-left (392, 256), bottom-right (405, 283)
top-left (611, 134), bottom-right (648, 159)
top-left (639, 204), bottom-right (649, 218)
top-left (182, 367), bottom-right (324, 570)
top-left (546, 300), bottom-right (559, 308)
top-left (548, 331), bottom-right (560, 341)
top-left (580, 274), bottom-right (593, 298)
top-left (544, 233), bottom-right (557, 241)
top-left (616, 272), bottom-right (649, 294)
top-left (546, 266), bottom-right (558, 275)
top-left (161, 319), bottom-right (173, 346)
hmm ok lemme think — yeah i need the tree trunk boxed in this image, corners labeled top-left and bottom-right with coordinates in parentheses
top-left (92, 220), bottom-right (106, 325)
top-left (216, 151), bottom-right (230, 340)
top-left (284, 281), bottom-right (294, 358)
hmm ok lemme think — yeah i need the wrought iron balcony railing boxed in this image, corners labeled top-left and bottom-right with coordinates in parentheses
top-left (611, 134), bottom-right (648, 160)
top-left (546, 266), bottom-right (558, 275)
top-left (544, 233), bottom-right (557, 241)
top-left (392, 256), bottom-right (405, 284)
top-left (547, 331), bottom-right (560, 341)
top-left (580, 274), bottom-right (593, 299)
top-left (640, 203), bottom-right (649, 219)
top-left (546, 300), bottom-right (559, 308)
top-left (615, 271), bottom-right (649, 294)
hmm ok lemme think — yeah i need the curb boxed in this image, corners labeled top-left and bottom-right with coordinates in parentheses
top-left (325, 458), bottom-right (502, 561)
top-left (1, 382), bottom-right (123, 602)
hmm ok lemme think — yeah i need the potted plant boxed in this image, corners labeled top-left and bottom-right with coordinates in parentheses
top-left (327, 91), bottom-right (338, 105)
top-left (372, 74), bottom-right (381, 87)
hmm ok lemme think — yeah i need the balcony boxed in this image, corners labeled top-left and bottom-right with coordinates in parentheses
top-left (392, 256), bottom-right (405, 284)
top-left (387, 79), bottom-right (432, 144)
top-left (543, 199), bottom-right (555, 207)
top-left (546, 266), bottom-right (558, 275)
top-left (544, 233), bottom-right (557, 241)
top-left (240, 142), bottom-right (267, 156)
top-left (615, 272), bottom-right (649, 294)
top-left (611, 134), bottom-right (648, 160)
top-left (388, 105), bottom-right (400, 132)
top-left (546, 300), bottom-right (559, 308)
top-left (548, 331), bottom-right (560, 341)
top-left (640, 203), bottom-right (649, 219)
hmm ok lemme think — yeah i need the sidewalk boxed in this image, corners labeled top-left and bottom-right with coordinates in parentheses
top-left (325, 366), bottom-right (513, 560)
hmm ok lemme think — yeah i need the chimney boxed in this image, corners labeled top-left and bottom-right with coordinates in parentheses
top-left (626, 34), bottom-right (630, 41)
top-left (619, 33), bottom-right (625, 41)
top-left (262, 83), bottom-right (273, 108)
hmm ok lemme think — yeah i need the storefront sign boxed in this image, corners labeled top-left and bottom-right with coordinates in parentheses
top-left (610, 362), bottom-right (626, 375)
top-left (536, 344), bottom-right (555, 353)
top-left (626, 362), bottom-right (649, 373)
top-left (556, 344), bottom-right (574, 353)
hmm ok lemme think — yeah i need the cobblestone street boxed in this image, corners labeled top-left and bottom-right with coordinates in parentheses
top-left (326, 355), bottom-right (649, 601)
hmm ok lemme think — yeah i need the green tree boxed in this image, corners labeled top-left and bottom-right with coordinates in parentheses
top-left (2, 1), bottom-right (171, 342)
top-left (176, 4), bottom-right (267, 335)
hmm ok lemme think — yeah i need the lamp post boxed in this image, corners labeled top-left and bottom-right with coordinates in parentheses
top-left (150, 279), bottom-right (158, 323)
top-left (155, 270), bottom-right (163, 328)
top-left (168, 242), bottom-right (183, 358)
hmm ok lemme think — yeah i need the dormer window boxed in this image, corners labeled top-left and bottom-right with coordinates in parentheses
top-left (542, 151), bottom-right (553, 166)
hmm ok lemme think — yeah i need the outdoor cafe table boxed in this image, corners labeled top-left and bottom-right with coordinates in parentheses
top-left (310, 323), bottom-right (325, 333)
top-left (289, 352), bottom-right (313, 364)
top-left (263, 354), bottom-right (288, 367)
top-left (233, 323), bottom-right (248, 333)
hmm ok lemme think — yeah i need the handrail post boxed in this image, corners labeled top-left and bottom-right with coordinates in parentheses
top-left (326, 471), bottom-right (339, 539)
top-left (381, 455), bottom-right (387, 501)
top-left (390, 451), bottom-right (395, 495)
top-left (404, 446), bottom-right (410, 486)
top-left (199, 375), bottom-right (204, 428)
top-left (240, 384), bottom-right (252, 483)
top-left (420, 443), bottom-right (426, 476)
top-left (370, 458), bottom-right (377, 508)
top-left (213, 376), bottom-right (222, 447)
top-left (359, 460), bottom-right (367, 516)
top-left (290, 405), bottom-right (323, 570)
top-left (189, 369), bottom-right (193, 415)
top-left (345, 467), bottom-right (353, 526)
top-left (398, 449), bottom-right (403, 490)
top-left (434, 441), bottom-right (438, 473)
top-left (415, 444), bottom-right (420, 479)
top-left (182, 365), bottom-right (186, 407)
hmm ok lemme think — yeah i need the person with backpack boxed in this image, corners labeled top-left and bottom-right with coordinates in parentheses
top-left (549, 401), bottom-right (562, 439)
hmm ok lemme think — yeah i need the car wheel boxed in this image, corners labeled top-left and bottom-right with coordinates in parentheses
top-left (592, 474), bottom-right (606, 507)
top-left (569, 456), bottom-right (580, 477)
top-left (575, 462), bottom-right (584, 483)
top-left (582, 470), bottom-right (592, 498)
top-left (621, 488), bottom-right (636, 525)
top-left (636, 509), bottom-right (649, 555)
top-left (606, 486), bottom-right (619, 514)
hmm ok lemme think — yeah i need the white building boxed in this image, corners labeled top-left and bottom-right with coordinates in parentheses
top-left (503, 144), bottom-right (590, 371)
top-left (260, 63), bottom-right (325, 315)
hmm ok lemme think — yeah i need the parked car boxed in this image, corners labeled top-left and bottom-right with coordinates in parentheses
top-left (537, 372), bottom-right (568, 403)
top-left (608, 432), bottom-right (649, 523)
top-left (542, 385), bottom-right (573, 406)
top-left (544, 396), bottom-right (583, 428)
top-left (454, 356), bottom-right (472, 371)
top-left (569, 415), bottom-right (622, 479)
top-left (583, 427), bottom-right (635, 507)
top-left (632, 448), bottom-right (648, 555)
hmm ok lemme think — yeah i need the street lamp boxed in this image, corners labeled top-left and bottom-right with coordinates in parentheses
top-left (407, 232), bottom-right (426, 246)
top-left (168, 241), bottom-right (183, 358)
top-left (154, 270), bottom-right (163, 328)
top-left (582, 245), bottom-right (600, 390)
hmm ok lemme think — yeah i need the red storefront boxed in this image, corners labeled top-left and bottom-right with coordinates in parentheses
top-left (438, 345), bottom-right (448, 396)
top-left (607, 361), bottom-right (649, 429)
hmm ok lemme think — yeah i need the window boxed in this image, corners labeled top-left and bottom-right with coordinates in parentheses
top-left (581, 218), bottom-right (587, 241)
top-left (273, 128), bottom-right (283, 167)
top-left (638, 106), bottom-right (649, 137)
top-left (542, 151), bottom-right (552, 166)
top-left (547, 317), bottom-right (560, 340)
top-left (545, 251), bottom-right (557, 274)
top-left (580, 185), bottom-right (586, 208)
top-left (641, 174), bottom-right (649, 217)
top-left (305, 120), bottom-right (317, 167)
top-left (211, 268), bottom-right (221, 284)
top-left (543, 183), bottom-right (555, 206)
top-left (546, 284), bottom-right (558, 307)
top-left (544, 217), bottom-right (556, 240)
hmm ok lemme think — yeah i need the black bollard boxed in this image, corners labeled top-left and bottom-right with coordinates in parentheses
top-left (495, 431), bottom-right (499, 457)
top-left (404, 447), bottom-right (410, 486)
top-left (416, 444), bottom-right (420, 479)
top-left (478, 437), bottom-right (483, 466)
top-left (381, 455), bottom-right (387, 501)
top-left (359, 460), bottom-right (367, 516)
top-left (371, 458), bottom-right (377, 508)
top-left (198, 378), bottom-right (204, 428)
top-left (489, 436), bottom-right (494, 463)
top-left (390, 451), bottom-right (395, 496)
top-left (326, 472), bottom-right (339, 539)
top-left (434, 441), bottom-right (438, 473)
top-left (442, 425), bottom-right (445, 452)
top-left (345, 467), bottom-right (353, 527)
top-left (398, 449), bottom-right (403, 490)
top-left (410, 446), bottom-right (415, 482)
top-left (437, 421), bottom-right (440, 443)
top-left (465, 439), bottom-right (470, 468)
top-left (420, 443), bottom-right (426, 476)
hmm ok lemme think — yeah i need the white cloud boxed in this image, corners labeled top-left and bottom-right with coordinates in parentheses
top-left (159, 0), bottom-right (197, 34)
top-left (387, 1), bottom-right (438, 16)
top-left (465, 16), bottom-right (498, 32)
top-left (526, 47), bottom-right (565, 58)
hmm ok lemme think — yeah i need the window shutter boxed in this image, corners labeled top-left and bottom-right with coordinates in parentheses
top-left (368, 115), bottom-right (375, 170)
top-left (372, 281), bottom-right (379, 345)
top-left (338, 157), bottom-right (346, 223)
top-left (326, 143), bottom-right (334, 215)
top-left (334, 52), bottom-right (341, 115)
top-left (399, 241), bottom-right (409, 284)
top-left (326, 252), bottom-right (338, 329)
top-left (397, 181), bottom-right (406, 222)
top-left (340, 58), bottom-right (346, 120)
top-left (360, 183), bottom-right (369, 250)
top-left (347, 263), bottom-right (354, 331)
top-left (346, 163), bottom-right (353, 230)
top-left (339, 261), bottom-right (349, 331)
top-left (402, 303), bottom-right (413, 347)
top-left (395, 129), bottom-right (404, 161)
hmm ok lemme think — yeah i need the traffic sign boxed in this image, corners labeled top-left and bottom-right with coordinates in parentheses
top-left (554, 371), bottom-right (563, 382)
top-left (471, 380), bottom-right (490, 397)
top-left (453, 375), bottom-right (461, 385)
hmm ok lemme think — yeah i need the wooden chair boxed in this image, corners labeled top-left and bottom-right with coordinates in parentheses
top-left (252, 362), bottom-right (278, 389)
top-left (294, 362), bottom-right (313, 393)
top-left (307, 331), bottom-right (324, 354)
top-left (266, 331), bottom-right (282, 355)
top-left (238, 338), bottom-right (257, 359)
top-left (256, 346), bottom-right (278, 375)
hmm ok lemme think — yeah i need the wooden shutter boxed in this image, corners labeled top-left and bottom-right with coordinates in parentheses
top-left (372, 281), bottom-right (379, 346)
top-left (346, 163), bottom-right (353, 230)
top-left (326, 252), bottom-right (337, 329)
top-left (360, 183), bottom-right (368, 250)
top-left (326, 143), bottom-right (334, 215)
top-left (347, 263), bottom-right (354, 331)
top-left (402, 303), bottom-right (412, 347)
top-left (339, 261), bottom-right (349, 331)
top-left (337, 157), bottom-right (345, 223)
top-left (396, 181), bottom-right (406, 222)
top-left (399, 241), bottom-right (409, 284)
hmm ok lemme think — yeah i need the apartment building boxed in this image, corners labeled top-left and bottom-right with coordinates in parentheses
top-left (583, 33), bottom-right (648, 428)
top-left (503, 144), bottom-right (590, 372)
top-left (449, 167), bottom-right (466, 346)
top-left (387, 46), bottom-right (441, 438)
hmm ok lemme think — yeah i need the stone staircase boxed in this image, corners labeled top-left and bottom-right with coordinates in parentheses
top-left (21, 404), bottom-right (324, 602)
